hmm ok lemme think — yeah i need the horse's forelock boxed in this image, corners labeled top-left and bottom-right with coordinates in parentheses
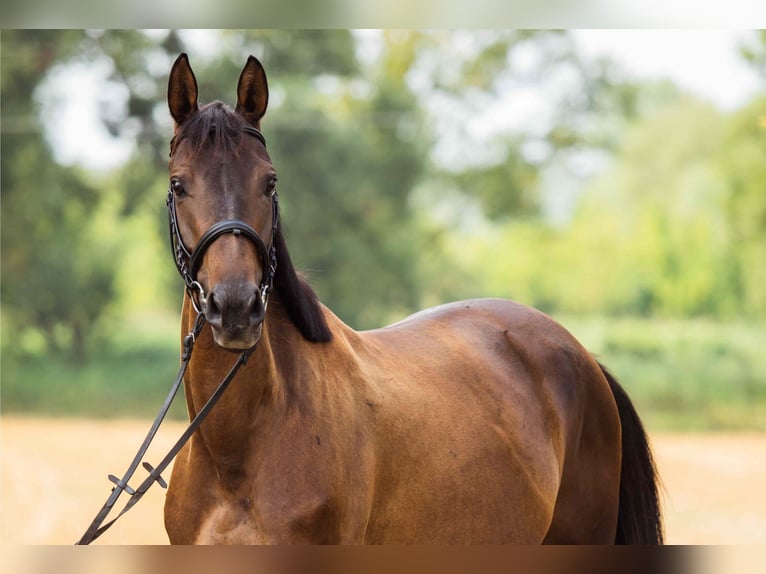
top-left (172, 102), bottom-right (246, 158)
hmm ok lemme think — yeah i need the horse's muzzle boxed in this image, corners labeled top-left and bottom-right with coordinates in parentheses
top-left (203, 281), bottom-right (265, 350)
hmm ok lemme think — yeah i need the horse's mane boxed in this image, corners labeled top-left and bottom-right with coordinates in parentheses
top-left (172, 102), bottom-right (333, 343)
top-left (272, 226), bottom-right (333, 343)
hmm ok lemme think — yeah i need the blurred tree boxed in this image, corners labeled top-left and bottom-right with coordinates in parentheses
top-left (732, 31), bottom-right (766, 314)
top-left (560, 97), bottom-right (733, 317)
top-left (717, 96), bottom-right (766, 316)
top-left (740, 30), bottom-right (766, 77)
top-left (529, 95), bottom-right (766, 319)
top-left (396, 30), bottom-right (680, 223)
top-left (1, 30), bottom-right (118, 361)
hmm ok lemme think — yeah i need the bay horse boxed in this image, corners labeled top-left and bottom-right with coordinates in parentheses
top-left (163, 53), bottom-right (663, 544)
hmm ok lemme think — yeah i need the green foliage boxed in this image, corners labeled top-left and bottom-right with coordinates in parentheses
top-left (568, 97), bottom-right (733, 317)
top-left (717, 97), bottom-right (766, 316)
top-left (1, 31), bottom-right (120, 360)
top-left (447, 139), bottom-right (541, 219)
top-left (444, 94), bottom-right (766, 321)
top-left (559, 315), bottom-right (766, 431)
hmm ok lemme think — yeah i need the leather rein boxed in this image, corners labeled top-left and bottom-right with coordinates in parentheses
top-left (75, 125), bottom-right (277, 545)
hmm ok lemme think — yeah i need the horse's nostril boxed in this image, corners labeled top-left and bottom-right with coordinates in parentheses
top-left (250, 288), bottom-right (266, 325)
top-left (204, 291), bottom-right (223, 326)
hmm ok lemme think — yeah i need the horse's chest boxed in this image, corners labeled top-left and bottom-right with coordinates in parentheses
top-left (193, 500), bottom-right (263, 544)
top-left (180, 474), bottom-right (343, 544)
top-left (191, 496), bottom-right (341, 544)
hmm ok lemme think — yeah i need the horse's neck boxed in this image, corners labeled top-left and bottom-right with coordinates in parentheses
top-left (179, 293), bottom-right (345, 485)
top-left (180, 294), bottom-right (281, 484)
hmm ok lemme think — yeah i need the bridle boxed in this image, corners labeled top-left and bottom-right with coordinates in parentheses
top-left (167, 124), bottom-right (280, 314)
top-left (76, 124), bottom-right (277, 545)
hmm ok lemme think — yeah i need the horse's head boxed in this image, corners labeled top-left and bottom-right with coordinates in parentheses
top-left (167, 53), bottom-right (276, 351)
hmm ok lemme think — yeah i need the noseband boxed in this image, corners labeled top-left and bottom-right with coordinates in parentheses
top-left (166, 125), bottom-right (279, 313)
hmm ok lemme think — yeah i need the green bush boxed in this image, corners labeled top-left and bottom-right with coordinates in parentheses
top-left (558, 315), bottom-right (766, 431)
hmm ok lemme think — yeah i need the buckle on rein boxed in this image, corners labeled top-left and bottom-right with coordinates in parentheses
top-left (108, 461), bottom-right (168, 496)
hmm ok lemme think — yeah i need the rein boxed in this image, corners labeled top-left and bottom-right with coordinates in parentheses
top-left (76, 125), bottom-right (275, 545)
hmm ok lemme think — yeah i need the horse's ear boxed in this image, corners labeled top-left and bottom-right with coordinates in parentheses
top-left (168, 53), bottom-right (199, 126)
top-left (236, 56), bottom-right (269, 126)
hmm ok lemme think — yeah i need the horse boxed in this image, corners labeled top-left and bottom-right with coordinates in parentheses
top-left (162, 53), bottom-right (663, 544)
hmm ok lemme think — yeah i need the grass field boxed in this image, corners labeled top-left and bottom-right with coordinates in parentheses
top-left (2, 416), bottom-right (765, 545)
top-left (2, 311), bottom-right (187, 420)
top-left (2, 313), bottom-right (765, 431)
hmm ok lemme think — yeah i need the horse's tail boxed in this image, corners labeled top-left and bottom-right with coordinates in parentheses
top-left (599, 362), bottom-right (664, 544)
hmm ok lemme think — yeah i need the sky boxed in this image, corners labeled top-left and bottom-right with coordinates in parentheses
top-left (42, 30), bottom-right (762, 172)
top-left (572, 29), bottom-right (761, 111)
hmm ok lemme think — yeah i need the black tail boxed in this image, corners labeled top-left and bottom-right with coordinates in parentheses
top-left (599, 363), bottom-right (664, 544)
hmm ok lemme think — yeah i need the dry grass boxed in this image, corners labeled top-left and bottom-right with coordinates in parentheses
top-left (1, 416), bottom-right (764, 545)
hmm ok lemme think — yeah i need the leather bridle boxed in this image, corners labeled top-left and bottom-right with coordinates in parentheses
top-left (167, 125), bottom-right (279, 314)
top-left (76, 124), bottom-right (277, 545)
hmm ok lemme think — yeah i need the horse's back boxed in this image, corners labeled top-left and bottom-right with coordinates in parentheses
top-left (353, 298), bottom-right (621, 543)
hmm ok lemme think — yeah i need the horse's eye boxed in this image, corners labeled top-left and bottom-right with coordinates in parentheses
top-left (171, 179), bottom-right (187, 197)
top-left (266, 177), bottom-right (277, 197)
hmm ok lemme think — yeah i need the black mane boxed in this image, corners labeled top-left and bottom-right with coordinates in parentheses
top-left (272, 225), bottom-right (333, 343)
top-left (171, 102), bottom-right (333, 343)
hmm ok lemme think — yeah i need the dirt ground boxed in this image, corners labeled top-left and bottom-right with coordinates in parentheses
top-left (1, 416), bottom-right (764, 545)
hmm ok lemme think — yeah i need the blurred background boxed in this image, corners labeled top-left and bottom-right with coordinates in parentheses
top-left (1, 30), bottom-right (765, 544)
